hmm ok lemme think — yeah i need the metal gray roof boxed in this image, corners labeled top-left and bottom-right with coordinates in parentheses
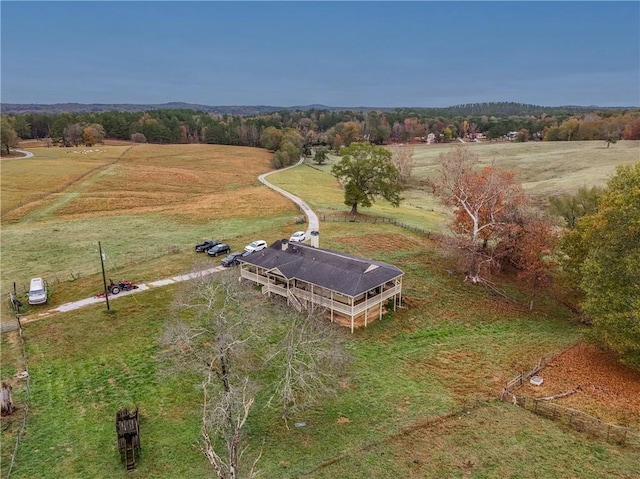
top-left (240, 240), bottom-right (403, 297)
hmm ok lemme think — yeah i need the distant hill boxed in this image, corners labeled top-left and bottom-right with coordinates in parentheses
top-left (1, 101), bottom-right (636, 116)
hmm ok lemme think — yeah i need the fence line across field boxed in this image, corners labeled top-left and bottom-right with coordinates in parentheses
top-left (319, 214), bottom-right (434, 237)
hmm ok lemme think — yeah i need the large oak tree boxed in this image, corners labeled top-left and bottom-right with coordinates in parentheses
top-left (331, 142), bottom-right (402, 215)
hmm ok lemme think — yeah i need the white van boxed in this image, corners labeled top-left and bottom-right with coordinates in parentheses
top-left (28, 277), bottom-right (48, 305)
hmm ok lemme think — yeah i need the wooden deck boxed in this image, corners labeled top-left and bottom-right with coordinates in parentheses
top-left (243, 269), bottom-right (402, 331)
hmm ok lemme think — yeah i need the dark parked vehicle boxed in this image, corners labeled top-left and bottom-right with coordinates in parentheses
top-left (207, 243), bottom-right (231, 257)
top-left (221, 252), bottom-right (245, 267)
top-left (195, 240), bottom-right (221, 252)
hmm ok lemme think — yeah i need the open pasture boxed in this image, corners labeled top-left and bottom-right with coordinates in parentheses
top-left (411, 140), bottom-right (640, 202)
top-left (0, 144), bottom-right (298, 314)
top-left (1, 146), bottom-right (131, 218)
top-left (302, 402), bottom-right (640, 479)
top-left (289, 141), bottom-right (638, 230)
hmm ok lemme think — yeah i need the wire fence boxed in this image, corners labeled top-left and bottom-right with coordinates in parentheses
top-left (6, 244), bottom-right (184, 296)
top-left (500, 348), bottom-right (640, 449)
top-left (319, 214), bottom-right (434, 238)
top-left (4, 318), bottom-right (31, 478)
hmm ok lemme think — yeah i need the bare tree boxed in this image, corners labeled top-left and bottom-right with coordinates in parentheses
top-left (161, 269), bottom-right (352, 475)
top-left (161, 271), bottom-right (262, 479)
top-left (200, 376), bottom-right (262, 479)
top-left (266, 306), bottom-right (349, 427)
top-left (63, 123), bottom-right (83, 147)
top-left (388, 144), bottom-right (414, 184)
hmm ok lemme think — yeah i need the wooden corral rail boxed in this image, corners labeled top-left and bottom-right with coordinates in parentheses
top-left (500, 350), bottom-right (561, 398)
top-left (514, 395), bottom-right (640, 449)
top-left (116, 408), bottom-right (141, 471)
top-left (500, 348), bottom-right (640, 449)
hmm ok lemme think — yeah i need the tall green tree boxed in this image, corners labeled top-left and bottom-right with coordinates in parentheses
top-left (313, 148), bottom-right (328, 165)
top-left (1, 118), bottom-right (19, 154)
top-left (577, 163), bottom-right (640, 365)
top-left (331, 142), bottom-right (402, 215)
top-left (260, 126), bottom-right (284, 151)
top-left (11, 115), bottom-right (31, 139)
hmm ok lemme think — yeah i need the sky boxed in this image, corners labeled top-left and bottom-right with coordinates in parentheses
top-left (1, 1), bottom-right (639, 108)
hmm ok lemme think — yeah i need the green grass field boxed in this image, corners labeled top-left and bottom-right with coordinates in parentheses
top-left (410, 140), bottom-right (640, 201)
top-left (268, 164), bottom-right (449, 231)
top-left (2, 142), bottom-right (639, 478)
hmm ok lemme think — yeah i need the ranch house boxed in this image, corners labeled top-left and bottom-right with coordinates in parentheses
top-left (239, 240), bottom-right (404, 332)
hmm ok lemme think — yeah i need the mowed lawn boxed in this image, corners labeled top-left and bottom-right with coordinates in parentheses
top-left (1, 144), bottom-right (298, 315)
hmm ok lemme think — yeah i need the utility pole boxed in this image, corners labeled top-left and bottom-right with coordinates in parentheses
top-left (99, 241), bottom-right (110, 311)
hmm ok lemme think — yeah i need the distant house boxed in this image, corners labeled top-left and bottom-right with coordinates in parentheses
top-left (239, 241), bottom-right (404, 332)
top-left (467, 132), bottom-right (486, 140)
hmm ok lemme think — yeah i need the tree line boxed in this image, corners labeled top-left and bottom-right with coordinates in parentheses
top-left (2, 105), bottom-right (640, 155)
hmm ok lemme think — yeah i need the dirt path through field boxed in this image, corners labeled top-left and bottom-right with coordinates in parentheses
top-left (18, 146), bottom-right (135, 223)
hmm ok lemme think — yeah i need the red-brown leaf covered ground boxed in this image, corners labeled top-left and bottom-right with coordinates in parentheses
top-left (520, 342), bottom-right (640, 428)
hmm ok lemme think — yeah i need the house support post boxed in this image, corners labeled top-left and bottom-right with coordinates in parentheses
top-left (330, 291), bottom-right (334, 323)
top-left (350, 296), bottom-right (354, 333)
top-left (365, 293), bottom-right (369, 327)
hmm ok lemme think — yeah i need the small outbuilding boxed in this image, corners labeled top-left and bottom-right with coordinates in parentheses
top-left (239, 240), bottom-right (404, 332)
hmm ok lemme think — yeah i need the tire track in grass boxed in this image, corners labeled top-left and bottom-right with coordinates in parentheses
top-left (19, 146), bottom-right (135, 224)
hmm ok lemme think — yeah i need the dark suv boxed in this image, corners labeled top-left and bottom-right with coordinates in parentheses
top-left (221, 251), bottom-right (246, 267)
top-left (207, 243), bottom-right (231, 257)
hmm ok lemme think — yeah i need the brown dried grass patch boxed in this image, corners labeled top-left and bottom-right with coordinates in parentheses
top-left (520, 342), bottom-right (640, 428)
top-left (76, 144), bottom-right (273, 196)
top-left (10, 144), bottom-right (286, 221)
top-left (52, 186), bottom-right (297, 222)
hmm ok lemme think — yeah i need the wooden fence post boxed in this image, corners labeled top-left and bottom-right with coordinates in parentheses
top-left (0, 383), bottom-right (15, 416)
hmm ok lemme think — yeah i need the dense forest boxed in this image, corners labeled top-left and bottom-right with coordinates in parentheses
top-left (2, 103), bottom-right (640, 155)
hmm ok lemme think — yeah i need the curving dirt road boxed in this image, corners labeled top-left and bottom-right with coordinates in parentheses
top-left (14, 149), bottom-right (34, 158)
top-left (258, 157), bottom-right (319, 246)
